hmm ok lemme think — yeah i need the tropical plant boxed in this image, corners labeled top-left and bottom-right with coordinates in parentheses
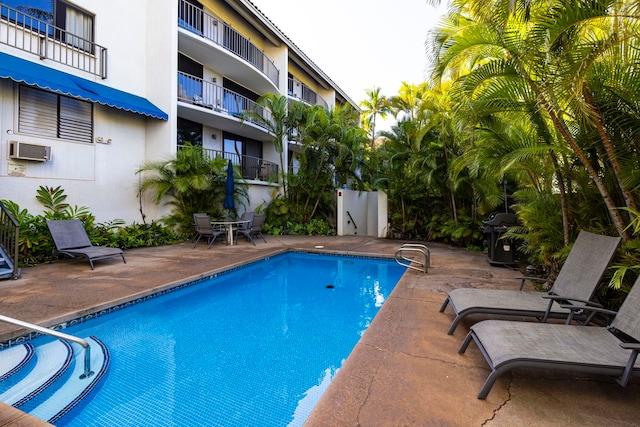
top-left (429, 0), bottom-right (640, 243)
top-left (244, 93), bottom-right (290, 196)
top-left (137, 144), bottom-right (247, 234)
top-left (2, 186), bottom-right (184, 266)
top-left (360, 86), bottom-right (392, 147)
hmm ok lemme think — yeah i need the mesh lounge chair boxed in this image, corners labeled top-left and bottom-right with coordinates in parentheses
top-left (235, 212), bottom-right (256, 245)
top-left (193, 213), bottom-right (225, 248)
top-left (249, 213), bottom-right (266, 243)
top-left (460, 274), bottom-right (640, 399)
top-left (440, 231), bottom-right (621, 334)
top-left (46, 219), bottom-right (126, 270)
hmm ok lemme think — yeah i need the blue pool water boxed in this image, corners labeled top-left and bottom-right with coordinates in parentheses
top-left (38, 252), bottom-right (405, 426)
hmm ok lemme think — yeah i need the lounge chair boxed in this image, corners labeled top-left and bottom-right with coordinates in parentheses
top-left (193, 213), bottom-right (224, 248)
top-left (460, 274), bottom-right (640, 399)
top-left (235, 212), bottom-right (256, 245)
top-left (46, 219), bottom-right (126, 270)
top-left (440, 231), bottom-right (621, 334)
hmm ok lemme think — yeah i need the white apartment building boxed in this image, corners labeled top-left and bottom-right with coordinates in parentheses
top-left (0, 0), bottom-right (356, 223)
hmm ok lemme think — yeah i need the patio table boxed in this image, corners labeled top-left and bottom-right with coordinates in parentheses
top-left (211, 219), bottom-right (250, 245)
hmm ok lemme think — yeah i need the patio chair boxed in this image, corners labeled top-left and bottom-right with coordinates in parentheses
top-left (460, 274), bottom-right (640, 399)
top-left (46, 219), bottom-right (126, 270)
top-left (249, 213), bottom-right (267, 243)
top-left (193, 213), bottom-right (225, 248)
top-left (440, 230), bottom-right (621, 334)
top-left (234, 212), bottom-right (256, 245)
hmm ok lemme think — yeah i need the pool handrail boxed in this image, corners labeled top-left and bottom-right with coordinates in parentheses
top-left (0, 314), bottom-right (94, 379)
top-left (395, 244), bottom-right (430, 273)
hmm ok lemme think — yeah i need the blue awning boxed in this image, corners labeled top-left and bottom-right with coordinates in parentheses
top-left (0, 53), bottom-right (168, 120)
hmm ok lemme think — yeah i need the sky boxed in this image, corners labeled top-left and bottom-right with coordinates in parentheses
top-left (249, 0), bottom-right (449, 130)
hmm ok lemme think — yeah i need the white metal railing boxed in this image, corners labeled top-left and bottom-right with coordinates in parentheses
top-left (178, 145), bottom-right (279, 181)
top-left (0, 314), bottom-right (94, 379)
top-left (395, 243), bottom-right (430, 273)
top-left (178, 0), bottom-right (278, 86)
top-left (288, 78), bottom-right (328, 108)
top-left (0, 3), bottom-right (107, 78)
top-left (177, 71), bottom-right (272, 129)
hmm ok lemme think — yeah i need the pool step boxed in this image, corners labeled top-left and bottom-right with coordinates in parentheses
top-left (0, 343), bottom-right (34, 382)
top-left (0, 336), bottom-right (110, 424)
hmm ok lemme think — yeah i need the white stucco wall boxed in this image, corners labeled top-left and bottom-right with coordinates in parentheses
top-left (0, 0), bottom-right (356, 226)
top-left (337, 189), bottom-right (388, 238)
top-left (0, 0), bottom-right (170, 223)
top-left (245, 181), bottom-right (278, 214)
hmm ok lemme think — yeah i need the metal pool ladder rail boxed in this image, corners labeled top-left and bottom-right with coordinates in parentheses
top-left (0, 314), bottom-right (94, 379)
top-left (395, 244), bottom-right (430, 273)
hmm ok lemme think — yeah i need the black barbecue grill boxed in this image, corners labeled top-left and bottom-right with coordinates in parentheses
top-left (482, 212), bottom-right (517, 266)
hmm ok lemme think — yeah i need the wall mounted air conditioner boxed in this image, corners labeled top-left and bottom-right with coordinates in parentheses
top-left (8, 141), bottom-right (51, 162)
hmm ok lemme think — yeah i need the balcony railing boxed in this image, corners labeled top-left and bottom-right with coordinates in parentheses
top-left (178, 0), bottom-right (279, 87)
top-left (178, 145), bottom-right (279, 182)
top-left (288, 78), bottom-right (328, 109)
top-left (0, 3), bottom-right (107, 78)
top-left (178, 72), bottom-right (271, 129)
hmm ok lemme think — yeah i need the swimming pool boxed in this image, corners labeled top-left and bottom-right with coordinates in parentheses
top-left (36, 252), bottom-right (405, 426)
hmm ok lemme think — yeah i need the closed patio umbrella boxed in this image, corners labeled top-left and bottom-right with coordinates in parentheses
top-left (223, 160), bottom-right (235, 216)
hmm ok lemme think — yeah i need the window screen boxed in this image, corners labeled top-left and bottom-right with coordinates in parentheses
top-left (19, 85), bottom-right (93, 143)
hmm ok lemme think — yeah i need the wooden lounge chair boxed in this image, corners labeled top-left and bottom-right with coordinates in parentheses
top-left (440, 231), bottom-right (621, 334)
top-left (460, 274), bottom-right (640, 399)
top-left (193, 213), bottom-right (225, 248)
top-left (46, 219), bottom-right (125, 270)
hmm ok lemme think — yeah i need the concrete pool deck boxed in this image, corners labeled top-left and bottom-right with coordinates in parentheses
top-left (0, 235), bottom-right (638, 426)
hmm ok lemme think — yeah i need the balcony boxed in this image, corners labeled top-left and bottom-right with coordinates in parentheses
top-left (0, 3), bottom-right (107, 78)
top-left (179, 145), bottom-right (279, 182)
top-left (178, 0), bottom-right (278, 91)
top-left (177, 72), bottom-right (272, 139)
top-left (288, 78), bottom-right (328, 109)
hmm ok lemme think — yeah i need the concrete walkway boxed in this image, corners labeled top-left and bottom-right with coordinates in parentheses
top-left (0, 236), bottom-right (638, 426)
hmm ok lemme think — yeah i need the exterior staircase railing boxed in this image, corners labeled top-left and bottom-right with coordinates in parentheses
top-left (0, 200), bottom-right (20, 279)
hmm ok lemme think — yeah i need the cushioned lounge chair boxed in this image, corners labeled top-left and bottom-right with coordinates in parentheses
top-left (460, 274), bottom-right (640, 399)
top-left (46, 219), bottom-right (126, 270)
top-left (193, 213), bottom-right (224, 248)
top-left (440, 231), bottom-right (621, 334)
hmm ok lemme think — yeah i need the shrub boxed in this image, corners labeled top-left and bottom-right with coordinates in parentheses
top-left (2, 186), bottom-right (186, 267)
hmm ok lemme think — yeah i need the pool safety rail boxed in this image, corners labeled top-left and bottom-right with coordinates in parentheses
top-left (0, 314), bottom-right (94, 379)
top-left (395, 244), bottom-right (430, 273)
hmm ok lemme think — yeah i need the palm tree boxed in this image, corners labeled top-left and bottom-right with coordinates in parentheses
top-left (299, 105), bottom-right (366, 219)
top-left (137, 145), bottom-right (247, 234)
top-left (245, 93), bottom-right (290, 197)
top-left (360, 86), bottom-right (391, 148)
top-left (430, 0), bottom-right (640, 240)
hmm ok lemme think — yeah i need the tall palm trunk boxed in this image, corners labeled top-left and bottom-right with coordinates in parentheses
top-left (550, 151), bottom-right (570, 246)
top-left (512, 56), bottom-right (630, 240)
top-left (538, 92), bottom-right (629, 240)
top-left (583, 87), bottom-right (638, 218)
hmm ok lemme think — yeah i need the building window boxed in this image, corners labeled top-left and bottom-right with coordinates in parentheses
top-left (177, 117), bottom-right (202, 146)
top-left (55, 1), bottom-right (94, 51)
top-left (223, 132), bottom-right (262, 179)
top-left (18, 85), bottom-right (93, 143)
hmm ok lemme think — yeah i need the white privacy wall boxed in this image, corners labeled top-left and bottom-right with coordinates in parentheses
top-left (336, 189), bottom-right (388, 238)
